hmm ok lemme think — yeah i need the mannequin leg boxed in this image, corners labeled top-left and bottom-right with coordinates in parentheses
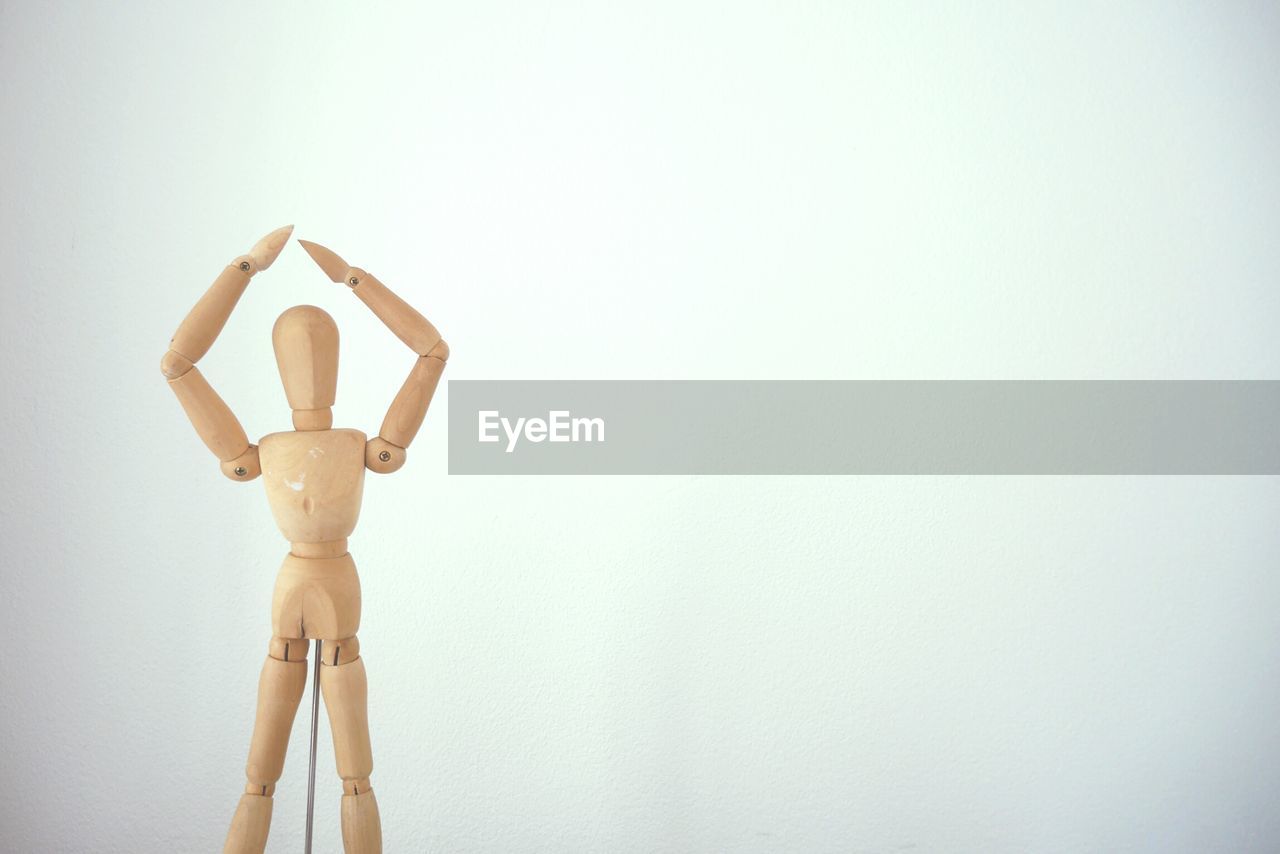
top-left (224, 637), bottom-right (308, 854)
top-left (320, 636), bottom-right (382, 854)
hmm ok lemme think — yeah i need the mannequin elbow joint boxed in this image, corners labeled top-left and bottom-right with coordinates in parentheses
top-left (161, 349), bottom-right (194, 379)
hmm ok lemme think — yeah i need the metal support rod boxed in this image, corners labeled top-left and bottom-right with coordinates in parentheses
top-left (305, 638), bottom-right (322, 853)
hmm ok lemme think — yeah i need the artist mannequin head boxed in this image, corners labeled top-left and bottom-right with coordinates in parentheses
top-left (272, 304), bottom-right (339, 431)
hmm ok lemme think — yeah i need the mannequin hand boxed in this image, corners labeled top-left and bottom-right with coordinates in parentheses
top-left (298, 239), bottom-right (359, 286)
top-left (232, 224), bottom-right (293, 276)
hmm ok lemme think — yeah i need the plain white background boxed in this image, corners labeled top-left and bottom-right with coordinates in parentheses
top-left (2, 2), bottom-right (1278, 852)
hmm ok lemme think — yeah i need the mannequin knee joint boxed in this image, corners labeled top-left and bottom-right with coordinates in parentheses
top-left (343, 777), bottom-right (372, 795)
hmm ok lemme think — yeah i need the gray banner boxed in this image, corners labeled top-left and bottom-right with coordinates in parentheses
top-left (447, 381), bottom-right (1280, 475)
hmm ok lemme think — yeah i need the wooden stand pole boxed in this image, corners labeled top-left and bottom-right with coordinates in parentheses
top-left (305, 639), bottom-right (322, 854)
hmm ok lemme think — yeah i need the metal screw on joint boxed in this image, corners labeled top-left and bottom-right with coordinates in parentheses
top-left (378, 450), bottom-right (391, 462)
top-left (349, 276), bottom-right (360, 286)
top-left (234, 466), bottom-right (248, 476)
top-left (239, 261), bottom-right (251, 271)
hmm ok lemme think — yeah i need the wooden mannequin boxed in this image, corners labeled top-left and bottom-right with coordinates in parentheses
top-left (162, 226), bottom-right (449, 854)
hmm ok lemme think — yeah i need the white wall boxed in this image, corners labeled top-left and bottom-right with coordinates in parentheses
top-left (2, 2), bottom-right (1278, 851)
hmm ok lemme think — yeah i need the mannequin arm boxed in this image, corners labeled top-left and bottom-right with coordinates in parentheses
top-left (296, 239), bottom-right (450, 473)
top-left (353, 270), bottom-right (449, 473)
top-left (366, 338), bottom-right (449, 473)
top-left (161, 225), bottom-right (292, 481)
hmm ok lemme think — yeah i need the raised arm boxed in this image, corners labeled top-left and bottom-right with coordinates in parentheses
top-left (162, 225), bottom-right (293, 481)
top-left (298, 239), bottom-right (449, 474)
